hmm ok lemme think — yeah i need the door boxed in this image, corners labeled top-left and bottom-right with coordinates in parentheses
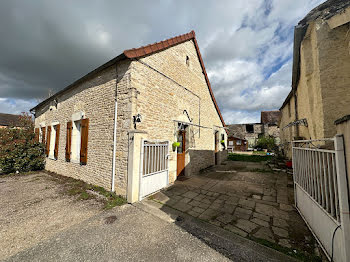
top-left (177, 131), bottom-right (186, 176)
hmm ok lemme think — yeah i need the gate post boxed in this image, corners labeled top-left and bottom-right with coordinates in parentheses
top-left (334, 135), bottom-right (350, 261)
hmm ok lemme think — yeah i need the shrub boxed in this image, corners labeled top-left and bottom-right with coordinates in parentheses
top-left (256, 136), bottom-right (277, 151)
top-left (0, 113), bottom-right (45, 174)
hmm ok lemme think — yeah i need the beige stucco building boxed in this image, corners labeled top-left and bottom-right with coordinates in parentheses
top-left (280, 0), bottom-right (350, 158)
top-left (31, 31), bottom-right (227, 202)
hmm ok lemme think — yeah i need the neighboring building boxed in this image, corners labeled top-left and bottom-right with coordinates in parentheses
top-left (30, 31), bottom-right (227, 202)
top-left (0, 113), bottom-right (21, 128)
top-left (280, 0), bottom-right (350, 158)
top-left (227, 136), bottom-right (248, 152)
top-left (227, 110), bottom-right (281, 150)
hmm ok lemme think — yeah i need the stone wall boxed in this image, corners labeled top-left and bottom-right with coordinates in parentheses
top-left (280, 20), bottom-right (350, 158)
top-left (35, 62), bottom-right (132, 195)
top-left (130, 39), bottom-right (226, 183)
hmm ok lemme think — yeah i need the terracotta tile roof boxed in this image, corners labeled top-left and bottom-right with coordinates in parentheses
top-left (261, 111), bottom-right (281, 125)
top-left (0, 113), bottom-right (21, 127)
top-left (124, 31), bottom-right (226, 129)
top-left (31, 31), bottom-right (226, 129)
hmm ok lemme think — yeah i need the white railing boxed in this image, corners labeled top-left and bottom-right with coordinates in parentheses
top-left (292, 136), bottom-right (350, 262)
top-left (142, 141), bottom-right (169, 177)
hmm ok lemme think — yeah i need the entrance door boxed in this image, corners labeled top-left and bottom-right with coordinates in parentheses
top-left (215, 131), bottom-right (219, 165)
top-left (177, 131), bottom-right (186, 176)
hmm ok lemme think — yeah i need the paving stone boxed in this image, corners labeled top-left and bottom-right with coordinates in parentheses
top-left (253, 227), bottom-right (275, 242)
top-left (173, 202), bottom-right (192, 212)
top-left (180, 197), bottom-right (192, 204)
top-left (192, 207), bottom-right (205, 214)
top-left (212, 192), bottom-right (220, 197)
top-left (198, 208), bottom-right (218, 221)
top-left (206, 191), bottom-right (214, 196)
top-left (234, 219), bottom-right (259, 233)
top-left (209, 219), bottom-right (222, 227)
top-left (193, 194), bottom-right (206, 201)
top-left (200, 189), bottom-right (208, 194)
top-left (273, 218), bottom-right (289, 229)
top-left (213, 199), bottom-right (224, 204)
top-left (210, 203), bottom-right (223, 210)
top-left (218, 194), bottom-right (230, 201)
top-left (272, 226), bottom-right (289, 238)
top-left (182, 191), bottom-right (199, 199)
top-left (278, 239), bottom-right (291, 248)
top-left (224, 224), bottom-right (248, 237)
top-left (272, 208), bottom-right (289, 220)
top-left (234, 207), bottom-right (252, 219)
top-left (226, 196), bottom-right (239, 204)
top-left (251, 218), bottom-right (269, 227)
top-left (201, 198), bottom-right (212, 205)
top-left (254, 199), bottom-right (279, 207)
top-left (255, 203), bottom-right (274, 216)
top-left (262, 195), bottom-right (275, 202)
top-left (238, 198), bottom-right (255, 209)
top-left (253, 212), bottom-right (270, 222)
top-left (198, 202), bottom-right (210, 209)
top-left (187, 210), bottom-right (200, 218)
top-left (189, 200), bottom-right (201, 207)
top-left (221, 204), bottom-right (236, 214)
top-left (280, 203), bottom-right (294, 211)
top-left (252, 195), bottom-right (262, 200)
top-left (217, 213), bottom-right (235, 224)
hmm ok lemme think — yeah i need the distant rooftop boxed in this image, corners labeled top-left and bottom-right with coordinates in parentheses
top-left (0, 113), bottom-right (22, 127)
top-left (261, 111), bottom-right (281, 125)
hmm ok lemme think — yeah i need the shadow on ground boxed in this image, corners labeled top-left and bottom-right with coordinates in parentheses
top-left (151, 160), bottom-right (322, 261)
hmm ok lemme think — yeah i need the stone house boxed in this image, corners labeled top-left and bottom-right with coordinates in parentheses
top-left (30, 31), bottom-right (227, 202)
top-left (280, 0), bottom-right (350, 158)
top-left (227, 110), bottom-right (281, 150)
top-left (227, 136), bottom-right (248, 152)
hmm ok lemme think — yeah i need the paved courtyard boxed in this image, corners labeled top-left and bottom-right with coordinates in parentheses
top-left (152, 160), bottom-right (317, 255)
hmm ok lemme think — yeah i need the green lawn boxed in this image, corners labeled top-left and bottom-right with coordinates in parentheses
top-left (228, 153), bottom-right (273, 162)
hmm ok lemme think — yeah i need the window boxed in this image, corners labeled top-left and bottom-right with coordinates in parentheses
top-left (46, 123), bottom-right (60, 160)
top-left (186, 55), bottom-right (190, 67)
top-left (49, 125), bottom-right (56, 159)
top-left (246, 124), bottom-right (254, 133)
top-left (288, 102), bottom-right (291, 117)
top-left (228, 141), bottom-right (234, 146)
top-left (236, 140), bottom-right (242, 145)
top-left (71, 120), bottom-right (81, 163)
top-left (66, 118), bottom-right (89, 164)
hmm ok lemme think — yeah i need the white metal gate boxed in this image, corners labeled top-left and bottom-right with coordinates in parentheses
top-left (139, 140), bottom-right (169, 200)
top-left (292, 136), bottom-right (350, 262)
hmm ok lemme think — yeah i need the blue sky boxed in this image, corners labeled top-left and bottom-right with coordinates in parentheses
top-left (0, 0), bottom-right (324, 123)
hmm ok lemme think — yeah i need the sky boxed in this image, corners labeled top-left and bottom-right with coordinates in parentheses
top-left (0, 0), bottom-right (324, 124)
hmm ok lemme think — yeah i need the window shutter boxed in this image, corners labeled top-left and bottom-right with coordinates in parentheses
top-left (46, 126), bottom-right (51, 156)
top-left (34, 128), bottom-right (39, 142)
top-left (80, 118), bottom-right (89, 165)
top-left (54, 124), bottom-right (60, 159)
top-left (65, 121), bottom-right (72, 162)
top-left (41, 127), bottom-right (46, 144)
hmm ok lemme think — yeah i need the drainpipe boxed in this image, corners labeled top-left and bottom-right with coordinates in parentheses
top-left (111, 67), bottom-right (118, 192)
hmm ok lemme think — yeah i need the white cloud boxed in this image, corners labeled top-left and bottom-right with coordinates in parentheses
top-left (0, 98), bottom-right (36, 114)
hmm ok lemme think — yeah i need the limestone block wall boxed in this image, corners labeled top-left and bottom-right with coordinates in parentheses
top-left (130, 39), bottom-right (226, 182)
top-left (34, 62), bottom-right (132, 194)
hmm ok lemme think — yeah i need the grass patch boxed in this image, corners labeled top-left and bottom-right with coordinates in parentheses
top-left (252, 151), bottom-right (267, 155)
top-left (46, 171), bottom-right (126, 209)
top-left (228, 153), bottom-right (273, 162)
top-left (249, 237), bottom-right (321, 262)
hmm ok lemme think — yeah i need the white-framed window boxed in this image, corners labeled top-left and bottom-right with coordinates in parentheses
top-left (236, 140), bottom-right (242, 145)
top-left (48, 125), bottom-right (56, 159)
top-left (71, 120), bottom-right (81, 163)
top-left (228, 141), bottom-right (234, 146)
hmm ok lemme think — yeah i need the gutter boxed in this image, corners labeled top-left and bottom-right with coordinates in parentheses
top-left (111, 65), bottom-right (118, 192)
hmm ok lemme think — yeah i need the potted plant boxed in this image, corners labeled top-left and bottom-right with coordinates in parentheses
top-left (172, 142), bottom-right (180, 151)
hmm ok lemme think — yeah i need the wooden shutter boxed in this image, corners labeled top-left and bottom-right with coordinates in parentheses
top-left (80, 118), bottom-right (89, 165)
top-left (65, 121), bottom-right (72, 162)
top-left (41, 127), bottom-right (46, 144)
top-left (34, 128), bottom-right (39, 142)
top-left (46, 126), bottom-right (51, 156)
top-left (54, 124), bottom-right (60, 159)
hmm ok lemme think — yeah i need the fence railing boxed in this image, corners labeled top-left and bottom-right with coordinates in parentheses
top-left (142, 141), bottom-right (169, 176)
top-left (293, 145), bottom-right (340, 222)
top-left (292, 136), bottom-right (350, 262)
